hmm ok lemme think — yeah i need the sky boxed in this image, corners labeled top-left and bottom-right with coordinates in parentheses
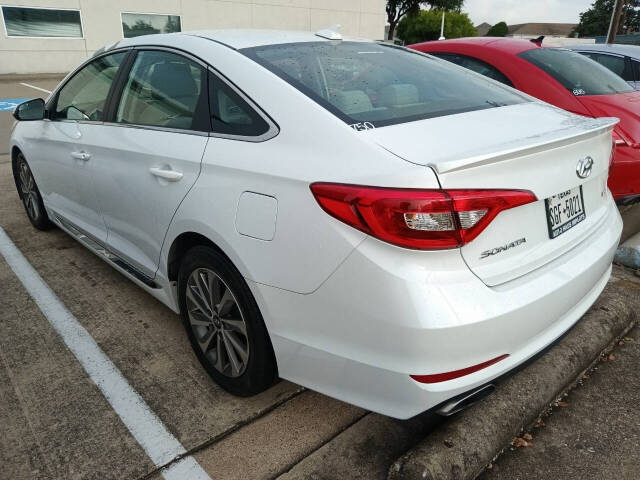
top-left (463, 0), bottom-right (595, 26)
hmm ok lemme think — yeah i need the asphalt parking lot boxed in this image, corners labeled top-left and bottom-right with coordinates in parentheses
top-left (1, 77), bottom-right (639, 480)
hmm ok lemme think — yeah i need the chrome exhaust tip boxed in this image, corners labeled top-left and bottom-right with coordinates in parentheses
top-left (435, 384), bottom-right (496, 417)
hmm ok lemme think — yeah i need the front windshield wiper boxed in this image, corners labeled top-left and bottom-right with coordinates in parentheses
top-left (486, 100), bottom-right (509, 108)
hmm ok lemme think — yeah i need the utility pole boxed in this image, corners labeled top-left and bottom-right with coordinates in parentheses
top-left (439, 11), bottom-right (446, 40)
top-left (606, 0), bottom-right (624, 44)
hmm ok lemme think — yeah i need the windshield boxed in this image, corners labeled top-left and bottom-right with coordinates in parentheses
top-left (241, 42), bottom-right (527, 128)
top-left (519, 48), bottom-right (634, 96)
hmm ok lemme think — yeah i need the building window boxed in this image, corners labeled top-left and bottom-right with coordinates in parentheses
top-left (121, 13), bottom-right (181, 38)
top-left (2, 6), bottom-right (83, 38)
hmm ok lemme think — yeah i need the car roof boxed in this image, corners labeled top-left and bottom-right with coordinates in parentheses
top-left (565, 42), bottom-right (640, 59)
top-left (109, 29), bottom-right (372, 51)
top-left (411, 36), bottom-right (541, 55)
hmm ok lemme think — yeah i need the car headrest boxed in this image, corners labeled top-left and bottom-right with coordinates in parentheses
top-left (331, 90), bottom-right (373, 114)
top-left (378, 84), bottom-right (419, 107)
top-left (150, 62), bottom-right (197, 99)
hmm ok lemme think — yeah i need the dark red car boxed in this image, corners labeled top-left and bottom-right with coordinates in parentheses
top-left (410, 37), bottom-right (640, 204)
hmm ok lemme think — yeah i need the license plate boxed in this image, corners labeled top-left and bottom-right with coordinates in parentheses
top-left (545, 186), bottom-right (586, 239)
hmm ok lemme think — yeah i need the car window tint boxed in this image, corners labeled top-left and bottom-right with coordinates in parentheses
top-left (519, 48), bottom-right (633, 96)
top-left (242, 42), bottom-right (527, 128)
top-left (209, 74), bottom-right (270, 137)
top-left (431, 52), bottom-right (513, 87)
top-left (116, 50), bottom-right (208, 131)
top-left (55, 52), bottom-right (126, 121)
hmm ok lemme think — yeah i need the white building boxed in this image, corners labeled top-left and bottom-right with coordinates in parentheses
top-left (0, 0), bottom-right (386, 75)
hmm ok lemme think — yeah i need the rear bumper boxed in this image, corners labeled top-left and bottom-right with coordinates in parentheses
top-left (251, 196), bottom-right (622, 419)
top-left (610, 145), bottom-right (640, 202)
top-left (616, 194), bottom-right (640, 206)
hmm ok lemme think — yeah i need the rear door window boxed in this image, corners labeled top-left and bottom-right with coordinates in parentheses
top-left (209, 73), bottom-right (271, 137)
top-left (54, 52), bottom-right (127, 121)
top-left (115, 50), bottom-right (209, 131)
top-left (242, 42), bottom-right (527, 128)
top-left (431, 52), bottom-right (514, 87)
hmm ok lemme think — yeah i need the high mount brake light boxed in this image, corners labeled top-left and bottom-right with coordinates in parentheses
top-left (310, 183), bottom-right (537, 250)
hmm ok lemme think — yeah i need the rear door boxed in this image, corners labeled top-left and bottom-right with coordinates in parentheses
top-left (87, 48), bottom-right (210, 279)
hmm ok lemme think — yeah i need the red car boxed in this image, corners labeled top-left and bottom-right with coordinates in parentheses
top-left (410, 37), bottom-right (640, 205)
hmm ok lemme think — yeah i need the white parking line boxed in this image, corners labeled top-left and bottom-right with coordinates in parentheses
top-left (19, 82), bottom-right (52, 94)
top-left (0, 227), bottom-right (211, 480)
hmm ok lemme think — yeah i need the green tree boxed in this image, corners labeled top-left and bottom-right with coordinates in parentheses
top-left (164, 16), bottom-right (181, 34)
top-left (573, 0), bottom-right (640, 37)
top-left (486, 21), bottom-right (508, 36)
top-left (122, 20), bottom-right (159, 38)
top-left (396, 9), bottom-right (476, 44)
top-left (386, 0), bottom-right (465, 40)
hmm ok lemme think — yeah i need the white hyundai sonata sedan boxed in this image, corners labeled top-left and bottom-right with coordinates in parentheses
top-left (10, 29), bottom-right (622, 419)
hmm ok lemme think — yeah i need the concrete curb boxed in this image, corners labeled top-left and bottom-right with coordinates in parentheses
top-left (615, 232), bottom-right (640, 269)
top-left (618, 203), bottom-right (640, 244)
top-left (388, 267), bottom-right (640, 480)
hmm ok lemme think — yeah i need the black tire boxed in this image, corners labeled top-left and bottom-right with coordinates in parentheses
top-left (15, 153), bottom-right (54, 231)
top-left (178, 245), bottom-right (278, 396)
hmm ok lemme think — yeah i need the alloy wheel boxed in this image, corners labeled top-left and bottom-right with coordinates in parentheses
top-left (19, 159), bottom-right (39, 221)
top-left (186, 268), bottom-right (250, 378)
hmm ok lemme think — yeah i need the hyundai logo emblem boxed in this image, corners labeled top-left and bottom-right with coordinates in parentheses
top-left (576, 156), bottom-right (594, 179)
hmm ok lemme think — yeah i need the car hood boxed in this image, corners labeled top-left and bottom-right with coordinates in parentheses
top-left (361, 102), bottom-right (617, 173)
top-left (576, 91), bottom-right (640, 147)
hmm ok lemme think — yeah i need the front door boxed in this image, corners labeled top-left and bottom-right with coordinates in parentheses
top-left (34, 51), bottom-right (128, 242)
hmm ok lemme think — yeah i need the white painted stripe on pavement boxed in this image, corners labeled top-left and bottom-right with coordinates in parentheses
top-left (0, 227), bottom-right (211, 480)
top-left (19, 82), bottom-right (52, 94)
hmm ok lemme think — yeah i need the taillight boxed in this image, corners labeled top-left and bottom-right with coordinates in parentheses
top-left (310, 183), bottom-right (537, 250)
top-left (610, 134), bottom-right (616, 171)
top-left (612, 130), bottom-right (627, 146)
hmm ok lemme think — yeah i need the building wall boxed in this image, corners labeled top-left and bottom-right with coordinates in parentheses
top-left (0, 0), bottom-right (386, 74)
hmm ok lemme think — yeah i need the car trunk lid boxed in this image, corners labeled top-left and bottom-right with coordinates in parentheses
top-left (362, 102), bottom-right (617, 286)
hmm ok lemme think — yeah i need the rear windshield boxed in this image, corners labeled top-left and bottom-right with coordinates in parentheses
top-left (519, 48), bottom-right (634, 96)
top-left (241, 42), bottom-right (527, 128)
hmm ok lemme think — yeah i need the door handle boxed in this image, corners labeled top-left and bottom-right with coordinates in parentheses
top-left (149, 167), bottom-right (183, 182)
top-left (71, 151), bottom-right (91, 161)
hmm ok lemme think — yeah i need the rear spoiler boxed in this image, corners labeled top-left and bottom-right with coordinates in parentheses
top-left (429, 117), bottom-right (618, 174)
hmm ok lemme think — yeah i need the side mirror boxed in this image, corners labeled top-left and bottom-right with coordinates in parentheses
top-left (13, 98), bottom-right (45, 121)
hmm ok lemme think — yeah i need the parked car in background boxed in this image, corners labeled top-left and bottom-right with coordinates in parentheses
top-left (566, 43), bottom-right (640, 90)
top-left (10, 31), bottom-right (622, 419)
top-left (410, 37), bottom-right (640, 205)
